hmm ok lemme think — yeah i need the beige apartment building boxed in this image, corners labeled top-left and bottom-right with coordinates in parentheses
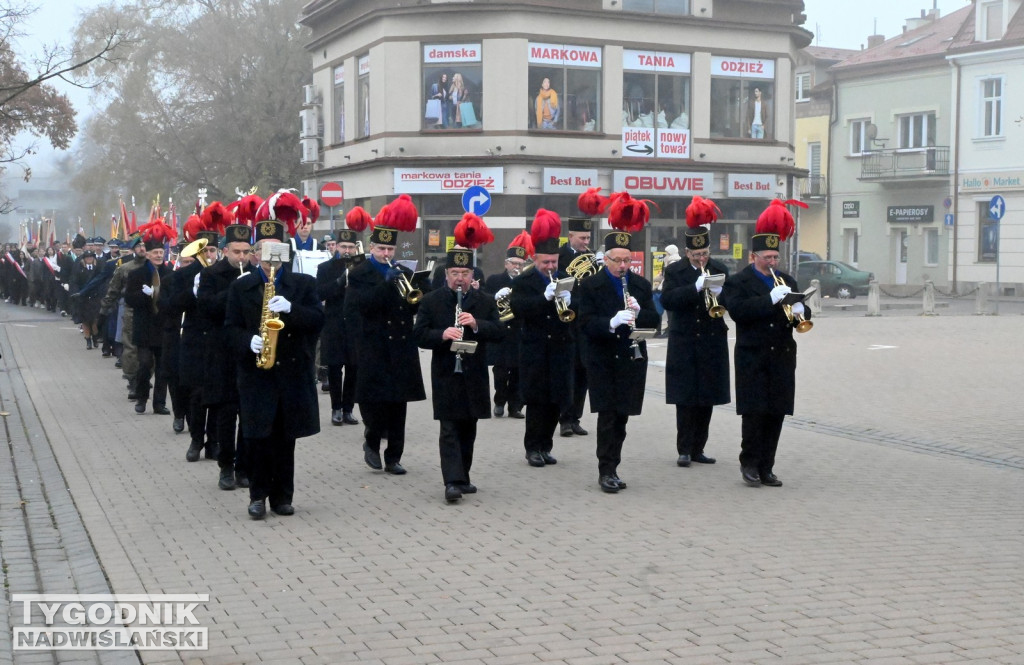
top-left (299, 0), bottom-right (812, 278)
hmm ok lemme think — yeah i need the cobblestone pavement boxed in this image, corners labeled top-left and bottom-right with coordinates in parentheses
top-left (1, 300), bottom-right (1022, 664)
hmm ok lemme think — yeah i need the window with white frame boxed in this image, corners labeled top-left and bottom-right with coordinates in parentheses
top-left (332, 65), bottom-right (345, 144)
top-left (357, 55), bottom-right (370, 139)
top-left (898, 112), bottom-right (936, 149)
top-left (982, 1), bottom-right (1003, 41)
top-left (981, 77), bottom-right (1002, 137)
top-left (850, 118), bottom-right (870, 154)
top-left (622, 0), bottom-right (691, 15)
top-left (924, 228), bottom-right (939, 265)
top-left (795, 72), bottom-right (811, 102)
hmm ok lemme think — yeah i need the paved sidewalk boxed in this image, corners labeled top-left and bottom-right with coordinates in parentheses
top-left (2, 302), bottom-right (1022, 664)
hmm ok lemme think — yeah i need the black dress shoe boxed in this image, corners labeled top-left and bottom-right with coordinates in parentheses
top-left (444, 484), bottom-right (462, 502)
top-left (493, 404), bottom-right (504, 417)
top-left (599, 475), bottom-right (620, 493)
top-left (320, 381), bottom-right (330, 393)
top-left (692, 453), bottom-right (717, 464)
top-left (186, 444), bottom-right (201, 463)
top-left (525, 451), bottom-right (546, 467)
top-left (457, 483), bottom-right (477, 494)
top-left (559, 422), bottom-right (574, 437)
top-left (508, 409), bottom-right (525, 419)
top-left (363, 444), bottom-right (383, 470)
top-left (760, 473), bottom-right (783, 487)
top-left (331, 409), bottom-right (344, 426)
top-left (741, 467), bottom-right (762, 486)
top-left (218, 467), bottom-right (236, 491)
top-left (172, 418), bottom-right (185, 433)
top-left (612, 475), bottom-right (627, 490)
top-left (134, 401), bottom-right (146, 414)
top-left (342, 411), bottom-right (359, 425)
top-left (571, 423), bottom-right (588, 435)
top-left (247, 499), bottom-right (266, 520)
top-left (384, 462), bottom-right (407, 475)
top-left (153, 406), bottom-right (170, 415)
top-left (271, 503), bottom-right (295, 516)
top-left (541, 452), bottom-right (557, 465)
top-left (677, 454), bottom-right (691, 467)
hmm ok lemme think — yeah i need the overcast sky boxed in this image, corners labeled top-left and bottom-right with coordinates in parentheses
top-left (804, 0), bottom-right (972, 51)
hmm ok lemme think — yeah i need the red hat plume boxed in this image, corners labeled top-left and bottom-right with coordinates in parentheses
top-left (255, 190), bottom-right (308, 236)
top-left (301, 195), bottom-right (321, 224)
top-left (607, 191), bottom-right (657, 233)
top-left (200, 201), bottom-right (234, 235)
top-left (138, 219), bottom-right (178, 244)
top-left (345, 206), bottom-right (373, 233)
top-left (530, 209), bottom-right (561, 244)
top-left (454, 213), bottom-right (494, 249)
top-left (183, 214), bottom-right (205, 241)
top-left (755, 198), bottom-right (807, 242)
top-left (685, 196), bottom-right (721, 228)
top-left (227, 194), bottom-right (265, 227)
top-left (577, 187), bottom-right (608, 216)
top-left (373, 203), bottom-right (391, 229)
top-left (386, 194), bottom-right (419, 232)
top-left (508, 230), bottom-right (535, 259)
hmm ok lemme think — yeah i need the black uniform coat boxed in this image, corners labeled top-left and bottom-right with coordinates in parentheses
top-left (70, 261), bottom-right (102, 323)
top-left (719, 264), bottom-right (808, 416)
top-left (414, 285), bottom-right (505, 421)
top-left (159, 264), bottom-right (199, 383)
top-left (345, 257), bottom-right (426, 404)
top-left (315, 255), bottom-right (351, 366)
top-left (660, 258), bottom-right (731, 406)
top-left (174, 261), bottom-right (208, 389)
top-left (124, 261), bottom-right (172, 348)
top-left (508, 267), bottom-right (576, 408)
top-left (225, 267), bottom-right (324, 440)
top-left (577, 268), bottom-right (659, 415)
top-left (482, 271), bottom-right (521, 367)
top-left (197, 258), bottom-right (251, 405)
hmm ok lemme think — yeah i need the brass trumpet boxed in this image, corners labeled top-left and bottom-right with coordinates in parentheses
top-left (548, 270), bottom-right (575, 323)
top-left (386, 258), bottom-right (422, 304)
top-left (770, 268), bottom-right (813, 333)
top-left (702, 267), bottom-right (726, 318)
top-left (496, 291), bottom-right (514, 322)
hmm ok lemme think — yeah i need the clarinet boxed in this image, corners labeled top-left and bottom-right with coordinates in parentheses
top-left (622, 274), bottom-right (643, 361)
top-left (454, 286), bottom-right (465, 374)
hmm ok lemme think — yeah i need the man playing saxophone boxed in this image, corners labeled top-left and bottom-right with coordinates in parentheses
top-left (226, 208), bottom-right (324, 520)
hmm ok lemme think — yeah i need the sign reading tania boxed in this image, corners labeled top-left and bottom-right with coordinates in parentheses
top-left (623, 49), bottom-right (691, 74)
top-left (711, 56), bottom-right (775, 79)
top-left (528, 42), bottom-right (602, 67)
top-left (613, 170), bottom-right (713, 197)
top-left (394, 167), bottom-right (503, 194)
top-left (423, 44), bottom-right (481, 63)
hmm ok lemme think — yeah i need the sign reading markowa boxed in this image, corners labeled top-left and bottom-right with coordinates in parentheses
top-left (13, 594), bottom-right (209, 651)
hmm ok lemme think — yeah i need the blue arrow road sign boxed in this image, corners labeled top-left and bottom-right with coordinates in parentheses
top-left (989, 195), bottom-right (1005, 221)
top-left (945, 214), bottom-right (954, 226)
top-left (462, 186), bottom-right (492, 216)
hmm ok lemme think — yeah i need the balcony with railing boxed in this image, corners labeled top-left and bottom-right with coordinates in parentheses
top-left (799, 175), bottom-right (827, 201)
top-left (859, 147), bottom-right (950, 183)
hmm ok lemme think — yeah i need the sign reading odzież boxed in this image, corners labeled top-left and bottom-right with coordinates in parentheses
top-left (887, 205), bottom-right (934, 223)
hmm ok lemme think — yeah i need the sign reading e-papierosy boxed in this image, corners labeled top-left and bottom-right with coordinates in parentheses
top-left (887, 205), bottom-right (934, 223)
top-left (394, 167), bottom-right (503, 194)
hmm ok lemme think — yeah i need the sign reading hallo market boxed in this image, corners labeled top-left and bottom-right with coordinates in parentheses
top-left (887, 205), bottom-right (934, 223)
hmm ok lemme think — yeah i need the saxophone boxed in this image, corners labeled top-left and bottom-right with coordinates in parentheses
top-left (256, 264), bottom-right (285, 369)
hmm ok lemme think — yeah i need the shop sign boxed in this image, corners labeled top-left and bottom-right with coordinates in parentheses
top-left (528, 42), bottom-right (602, 68)
top-left (623, 49), bottom-right (691, 73)
top-left (543, 168), bottom-right (599, 194)
top-left (886, 205), bottom-right (934, 223)
top-left (394, 167), bottom-right (503, 194)
top-left (711, 56), bottom-right (775, 79)
top-left (613, 169), bottom-right (713, 197)
top-left (727, 173), bottom-right (774, 198)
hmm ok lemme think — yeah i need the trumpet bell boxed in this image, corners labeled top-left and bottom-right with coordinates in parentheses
top-left (708, 304), bottom-right (726, 319)
top-left (795, 318), bottom-right (814, 333)
top-left (181, 237), bottom-right (211, 266)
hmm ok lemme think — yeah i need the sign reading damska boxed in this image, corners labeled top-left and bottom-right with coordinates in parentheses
top-left (543, 168), bottom-right (599, 194)
top-left (528, 42), bottom-right (602, 68)
top-left (711, 56), bottom-right (775, 79)
top-left (887, 205), bottom-right (934, 223)
top-left (394, 167), bottom-right (503, 194)
top-left (423, 44), bottom-right (481, 63)
top-left (613, 170), bottom-right (713, 197)
top-left (727, 173), bottom-right (774, 198)
top-left (623, 49), bottom-right (691, 73)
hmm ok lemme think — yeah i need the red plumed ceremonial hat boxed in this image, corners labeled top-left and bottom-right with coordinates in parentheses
top-left (453, 213), bottom-right (494, 249)
top-left (227, 194), bottom-right (265, 227)
top-left (301, 195), bottom-right (321, 224)
top-left (386, 194), bottom-right (419, 232)
top-left (255, 189), bottom-right (309, 236)
top-left (685, 196), bottom-right (721, 228)
top-left (752, 198), bottom-right (807, 252)
top-left (200, 201), bottom-right (234, 235)
top-left (577, 187), bottom-right (608, 217)
top-left (530, 209), bottom-right (562, 254)
top-left (507, 230), bottom-right (535, 260)
top-left (345, 206), bottom-right (373, 233)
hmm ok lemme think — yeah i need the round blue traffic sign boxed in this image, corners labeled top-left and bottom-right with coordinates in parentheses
top-left (462, 186), bottom-right (492, 216)
top-left (989, 195), bottom-right (1005, 221)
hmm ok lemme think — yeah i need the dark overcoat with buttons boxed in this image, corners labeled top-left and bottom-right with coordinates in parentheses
top-left (345, 258), bottom-right (426, 404)
top-left (315, 256), bottom-right (351, 366)
top-left (482, 271), bottom-right (521, 367)
top-left (577, 268), bottom-right (659, 415)
top-left (660, 258), bottom-right (731, 406)
top-left (225, 267), bottom-right (324, 440)
top-left (158, 264), bottom-right (196, 384)
top-left (719, 263), bottom-right (808, 416)
top-left (123, 261), bottom-right (172, 349)
top-left (414, 285), bottom-right (504, 421)
top-left (508, 268), bottom-right (576, 408)
top-left (197, 258), bottom-right (251, 405)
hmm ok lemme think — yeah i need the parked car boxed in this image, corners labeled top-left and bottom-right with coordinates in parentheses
top-left (797, 260), bottom-right (874, 299)
top-left (797, 251), bottom-right (822, 263)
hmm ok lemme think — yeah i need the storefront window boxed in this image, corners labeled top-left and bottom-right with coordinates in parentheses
top-left (332, 65), bottom-right (345, 145)
top-left (357, 55), bottom-right (370, 139)
top-left (978, 201), bottom-right (998, 262)
top-left (709, 56), bottom-right (776, 140)
top-left (422, 44), bottom-right (483, 131)
top-left (528, 42), bottom-right (601, 132)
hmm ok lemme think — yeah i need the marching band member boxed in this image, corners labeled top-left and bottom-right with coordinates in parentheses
top-left (720, 199), bottom-right (810, 488)
top-left (346, 196), bottom-right (427, 476)
top-left (414, 214), bottom-right (504, 503)
top-left (661, 196), bottom-right (730, 468)
top-left (577, 192), bottom-right (660, 493)
top-left (509, 209), bottom-right (575, 468)
top-left (483, 231), bottom-right (531, 419)
top-left (316, 226), bottom-right (361, 426)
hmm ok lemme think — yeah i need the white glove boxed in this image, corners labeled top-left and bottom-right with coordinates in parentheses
top-left (695, 273), bottom-right (706, 292)
top-left (610, 309), bottom-right (635, 329)
top-left (556, 290), bottom-right (572, 307)
top-left (595, 251), bottom-right (604, 264)
top-left (193, 273), bottom-right (201, 297)
top-left (791, 302), bottom-right (806, 317)
top-left (250, 335), bottom-right (264, 354)
top-left (770, 284), bottom-right (792, 304)
top-left (495, 286), bottom-right (511, 301)
top-left (709, 285), bottom-right (723, 296)
top-left (141, 284), bottom-right (154, 296)
top-left (626, 295), bottom-right (640, 312)
top-left (63, 283), bottom-right (70, 292)
top-left (53, 265), bottom-right (60, 273)
top-left (544, 281), bottom-right (557, 301)
top-left (267, 295), bottom-right (292, 313)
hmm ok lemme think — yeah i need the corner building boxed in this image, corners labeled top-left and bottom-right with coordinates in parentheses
top-left (301, 0), bottom-right (811, 278)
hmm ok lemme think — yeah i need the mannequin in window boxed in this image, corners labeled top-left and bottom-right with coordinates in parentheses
top-left (450, 72), bottom-right (469, 127)
top-left (430, 73), bottom-right (452, 128)
top-left (535, 77), bottom-right (560, 129)
top-left (745, 87), bottom-right (771, 139)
